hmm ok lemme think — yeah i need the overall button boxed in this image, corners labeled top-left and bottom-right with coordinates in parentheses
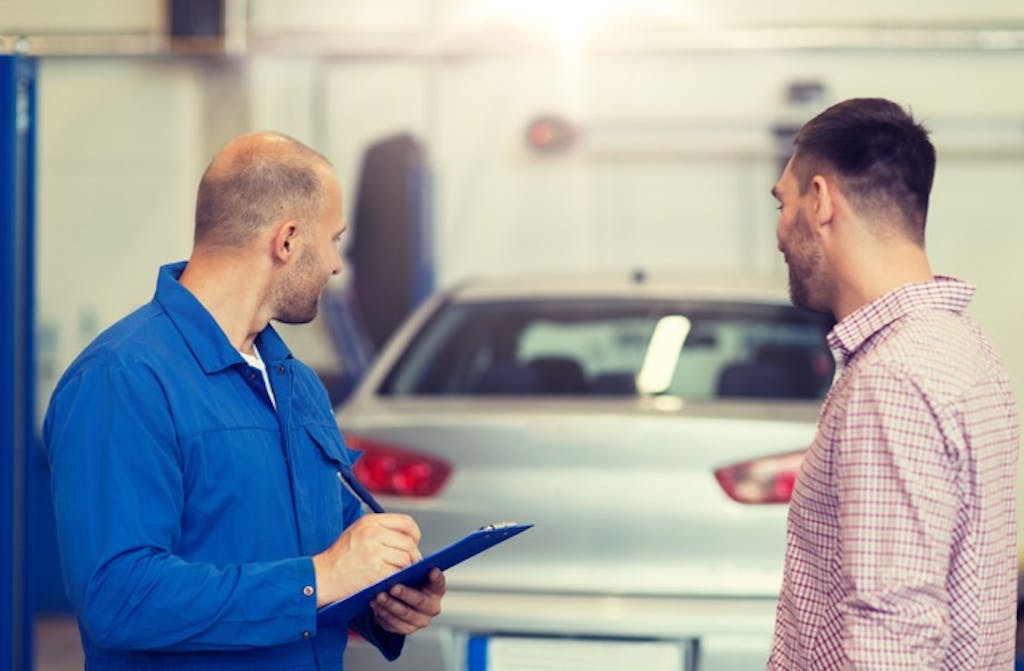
top-left (302, 585), bottom-right (314, 597)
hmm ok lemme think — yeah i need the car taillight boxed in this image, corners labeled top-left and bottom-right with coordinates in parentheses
top-left (344, 434), bottom-right (452, 498)
top-left (713, 449), bottom-right (805, 504)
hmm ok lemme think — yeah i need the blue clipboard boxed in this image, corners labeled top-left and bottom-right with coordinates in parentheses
top-left (316, 522), bottom-right (532, 627)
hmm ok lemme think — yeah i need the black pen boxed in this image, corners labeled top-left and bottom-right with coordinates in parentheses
top-left (337, 467), bottom-right (386, 514)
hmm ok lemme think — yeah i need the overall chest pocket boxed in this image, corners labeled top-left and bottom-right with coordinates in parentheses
top-left (300, 424), bottom-right (367, 551)
top-left (305, 423), bottom-right (362, 469)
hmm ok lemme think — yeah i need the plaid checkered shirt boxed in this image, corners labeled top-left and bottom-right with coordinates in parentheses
top-left (768, 276), bottom-right (1020, 670)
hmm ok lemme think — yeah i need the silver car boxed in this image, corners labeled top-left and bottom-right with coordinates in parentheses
top-left (338, 274), bottom-right (834, 671)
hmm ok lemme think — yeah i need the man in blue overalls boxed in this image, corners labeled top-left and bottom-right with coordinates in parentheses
top-left (44, 132), bottom-right (445, 670)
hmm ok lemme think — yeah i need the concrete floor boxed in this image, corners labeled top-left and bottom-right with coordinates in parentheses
top-left (35, 615), bottom-right (83, 671)
top-left (30, 613), bottom-right (1024, 670)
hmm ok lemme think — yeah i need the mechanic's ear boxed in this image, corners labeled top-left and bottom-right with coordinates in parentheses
top-left (272, 220), bottom-right (300, 262)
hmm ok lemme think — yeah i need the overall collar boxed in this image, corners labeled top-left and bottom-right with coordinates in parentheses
top-left (154, 261), bottom-right (293, 373)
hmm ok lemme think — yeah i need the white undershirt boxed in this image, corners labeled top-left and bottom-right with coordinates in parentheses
top-left (239, 344), bottom-right (277, 409)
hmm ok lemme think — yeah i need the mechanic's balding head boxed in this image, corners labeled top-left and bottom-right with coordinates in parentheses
top-left (193, 132), bottom-right (334, 250)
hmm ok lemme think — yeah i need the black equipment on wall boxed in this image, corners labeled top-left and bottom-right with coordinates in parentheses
top-left (166, 0), bottom-right (226, 52)
top-left (346, 133), bottom-right (434, 351)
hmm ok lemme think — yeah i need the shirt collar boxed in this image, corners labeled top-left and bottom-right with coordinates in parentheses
top-left (154, 261), bottom-right (293, 374)
top-left (827, 275), bottom-right (975, 362)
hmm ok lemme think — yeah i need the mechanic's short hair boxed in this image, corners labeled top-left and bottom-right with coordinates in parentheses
top-left (194, 133), bottom-right (332, 248)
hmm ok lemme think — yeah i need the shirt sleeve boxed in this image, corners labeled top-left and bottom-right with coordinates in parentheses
top-left (835, 363), bottom-right (957, 669)
top-left (44, 362), bottom-right (319, 652)
top-left (349, 611), bottom-right (406, 661)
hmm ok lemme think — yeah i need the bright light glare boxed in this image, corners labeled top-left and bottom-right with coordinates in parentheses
top-left (483, 0), bottom-right (611, 42)
top-left (481, 0), bottom-right (682, 43)
top-left (636, 315), bottom-right (691, 395)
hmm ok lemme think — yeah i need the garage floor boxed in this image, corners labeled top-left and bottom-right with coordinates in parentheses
top-left (29, 612), bottom-right (1024, 671)
top-left (36, 616), bottom-right (83, 670)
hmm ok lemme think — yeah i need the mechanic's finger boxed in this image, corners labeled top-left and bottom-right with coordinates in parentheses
top-left (389, 583), bottom-right (442, 616)
top-left (423, 568), bottom-right (446, 596)
top-left (370, 603), bottom-right (413, 635)
top-left (371, 514), bottom-right (422, 544)
top-left (375, 546), bottom-right (419, 571)
top-left (378, 532), bottom-right (421, 564)
top-left (375, 591), bottom-right (432, 628)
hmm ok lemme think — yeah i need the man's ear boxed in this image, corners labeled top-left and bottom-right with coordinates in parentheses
top-left (271, 220), bottom-right (300, 263)
top-left (808, 174), bottom-right (835, 231)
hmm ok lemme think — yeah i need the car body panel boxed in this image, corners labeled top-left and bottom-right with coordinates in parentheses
top-left (339, 399), bottom-right (817, 596)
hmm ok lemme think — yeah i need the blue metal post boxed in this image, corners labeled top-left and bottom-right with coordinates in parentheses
top-left (1, 53), bottom-right (38, 671)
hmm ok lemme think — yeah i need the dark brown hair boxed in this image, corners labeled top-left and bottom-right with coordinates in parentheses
top-left (792, 98), bottom-right (935, 244)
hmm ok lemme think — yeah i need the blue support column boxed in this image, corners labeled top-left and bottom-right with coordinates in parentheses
top-left (1, 53), bottom-right (38, 671)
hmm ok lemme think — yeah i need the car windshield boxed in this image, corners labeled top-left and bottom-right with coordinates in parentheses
top-left (379, 299), bottom-right (835, 400)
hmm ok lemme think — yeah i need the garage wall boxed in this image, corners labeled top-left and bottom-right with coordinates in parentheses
top-left (5, 2), bottom-right (1024, 513)
top-left (33, 59), bottom-right (203, 405)
top-left (260, 49), bottom-right (1024, 373)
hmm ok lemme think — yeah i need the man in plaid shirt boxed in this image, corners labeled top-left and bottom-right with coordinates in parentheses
top-left (768, 97), bottom-right (1020, 669)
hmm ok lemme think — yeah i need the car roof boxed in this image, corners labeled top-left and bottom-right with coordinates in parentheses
top-left (447, 271), bottom-right (793, 305)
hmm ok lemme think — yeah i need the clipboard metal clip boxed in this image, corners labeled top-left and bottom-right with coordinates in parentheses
top-left (478, 521), bottom-right (521, 531)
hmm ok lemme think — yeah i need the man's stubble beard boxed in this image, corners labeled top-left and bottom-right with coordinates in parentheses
top-left (274, 247), bottom-right (323, 325)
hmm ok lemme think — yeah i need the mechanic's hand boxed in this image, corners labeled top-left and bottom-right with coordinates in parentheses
top-left (312, 514), bottom-right (423, 607)
top-left (370, 567), bottom-right (446, 635)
